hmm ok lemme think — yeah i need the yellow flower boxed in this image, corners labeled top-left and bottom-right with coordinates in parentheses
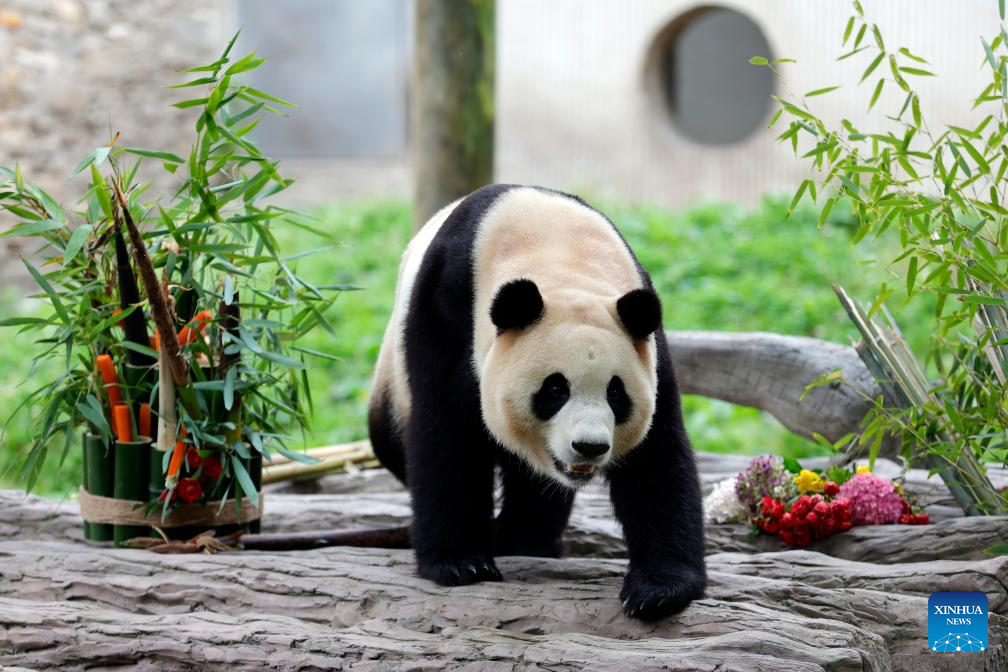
top-left (856, 465), bottom-right (871, 475)
top-left (793, 469), bottom-right (825, 493)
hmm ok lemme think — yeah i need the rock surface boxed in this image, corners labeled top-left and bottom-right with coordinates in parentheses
top-left (1, 454), bottom-right (1006, 671)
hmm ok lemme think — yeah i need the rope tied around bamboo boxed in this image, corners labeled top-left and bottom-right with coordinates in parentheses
top-left (78, 487), bottom-right (263, 528)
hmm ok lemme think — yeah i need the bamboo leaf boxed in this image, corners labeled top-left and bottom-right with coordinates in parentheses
top-left (63, 224), bottom-right (91, 262)
top-left (224, 364), bottom-right (236, 411)
top-left (230, 454), bottom-right (259, 505)
top-left (123, 148), bottom-right (185, 163)
top-left (868, 78), bottom-right (885, 111)
top-left (22, 258), bottom-right (69, 325)
top-left (842, 16), bottom-right (855, 45)
top-left (906, 256), bottom-right (918, 295)
top-left (806, 85), bottom-right (841, 97)
top-left (0, 218), bottom-right (62, 239)
top-left (860, 52), bottom-right (885, 82)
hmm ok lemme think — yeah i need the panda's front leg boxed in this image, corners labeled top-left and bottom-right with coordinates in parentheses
top-left (607, 410), bottom-right (706, 620)
top-left (405, 400), bottom-right (502, 586)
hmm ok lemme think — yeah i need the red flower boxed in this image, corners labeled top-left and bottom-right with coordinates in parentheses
top-left (781, 512), bottom-right (796, 529)
top-left (792, 526), bottom-right (811, 547)
top-left (760, 496), bottom-right (776, 516)
top-left (772, 501), bottom-right (785, 520)
top-left (763, 518), bottom-right (781, 534)
top-left (823, 482), bottom-right (840, 498)
top-left (202, 455), bottom-right (223, 480)
top-left (177, 478), bottom-right (203, 503)
top-left (186, 447), bottom-right (202, 470)
top-left (792, 496), bottom-right (813, 518)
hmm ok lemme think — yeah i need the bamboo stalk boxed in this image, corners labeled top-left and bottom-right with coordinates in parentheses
top-left (113, 437), bottom-right (152, 546)
top-left (833, 284), bottom-right (1003, 515)
top-left (81, 433), bottom-right (93, 540)
top-left (261, 445), bottom-right (375, 484)
top-left (264, 440), bottom-right (373, 467)
top-left (156, 339), bottom-right (178, 455)
top-left (111, 179), bottom-right (187, 386)
top-left (113, 222), bottom-right (155, 368)
top-left (84, 434), bottom-right (114, 542)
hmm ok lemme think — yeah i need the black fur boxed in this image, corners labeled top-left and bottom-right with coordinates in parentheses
top-left (606, 376), bottom-right (632, 424)
top-left (532, 372), bottom-right (570, 420)
top-left (490, 278), bottom-right (544, 332)
top-left (370, 184), bottom-right (706, 619)
top-left (616, 288), bottom-right (663, 340)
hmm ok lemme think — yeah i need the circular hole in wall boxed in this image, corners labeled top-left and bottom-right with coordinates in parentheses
top-left (648, 6), bottom-right (774, 145)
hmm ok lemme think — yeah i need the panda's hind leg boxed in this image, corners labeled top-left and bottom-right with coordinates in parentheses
top-left (494, 451), bottom-right (575, 557)
top-left (367, 389), bottom-right (407, 484)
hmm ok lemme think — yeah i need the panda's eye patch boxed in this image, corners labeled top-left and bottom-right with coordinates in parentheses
top-left (607, 376), bottom-right (632, 424)
top-left (533, 372), bottom-right (569, 420)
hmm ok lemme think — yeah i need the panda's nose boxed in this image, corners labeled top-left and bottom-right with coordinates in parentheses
top-left (572, 441), bottom-right (609, 458)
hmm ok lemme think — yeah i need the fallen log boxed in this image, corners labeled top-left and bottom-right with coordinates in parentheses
top-left (0, 594), bottom-right (889, 672)
top-left (667, 330), bottom-right (881, 446)
top-left (3, 453), bottom-right (1008, 671)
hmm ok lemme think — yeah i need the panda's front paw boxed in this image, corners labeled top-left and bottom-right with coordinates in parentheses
top-left (619, 565), bottom-right (705, 621)
top-left (418, 554), bottom-right (503, 587)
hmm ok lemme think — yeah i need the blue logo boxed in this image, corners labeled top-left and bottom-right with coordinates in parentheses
top-left (928, 592), bottom-right (988, 653)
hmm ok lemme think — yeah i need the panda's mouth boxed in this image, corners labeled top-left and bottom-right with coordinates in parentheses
top-left (553, 458), bottom-right (597, 482)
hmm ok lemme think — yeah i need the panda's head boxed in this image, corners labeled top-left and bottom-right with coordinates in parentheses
top-left (480, 278), bottom-right (661, 488)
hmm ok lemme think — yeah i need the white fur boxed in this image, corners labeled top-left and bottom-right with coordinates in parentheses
top-left (372, 198), bottom-right (460, 425)
top-left (373, 187), bottom-right (658, 488)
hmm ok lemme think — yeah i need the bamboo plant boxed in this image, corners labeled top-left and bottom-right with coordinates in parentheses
top-left (0, 34), bottom-right (348, 529)
top-left (757, 1), bottom-right (1008, 514)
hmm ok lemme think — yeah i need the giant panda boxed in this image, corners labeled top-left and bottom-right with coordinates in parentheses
top-left (368, 184), bottom-right (706, 620)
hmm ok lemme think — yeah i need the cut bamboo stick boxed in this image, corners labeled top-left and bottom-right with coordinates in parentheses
top-left (261, 444), bottom-right (375, 485)
top-left (84, 433), bottom-right (113, 542)
top-left (113, 437), bottom-right (152, 546)
top-left (264, 440), bottom-right (373, 467)
top-left (833, 284), bottom-right (1003, 515)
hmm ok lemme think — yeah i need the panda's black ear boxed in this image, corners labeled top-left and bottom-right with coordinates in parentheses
top-left (490, 279), bottom-right (543, 332)
top-left (616, 288), bottom-right (662, 340)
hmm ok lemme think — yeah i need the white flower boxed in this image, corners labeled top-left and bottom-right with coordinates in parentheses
top-left (703, 477), bottom-right (746, 524)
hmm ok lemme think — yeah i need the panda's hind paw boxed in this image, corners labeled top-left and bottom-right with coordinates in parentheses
top-left (418, 555), bottom-right (503, 587)
top-left (619, 566), bottom-right (705, 621)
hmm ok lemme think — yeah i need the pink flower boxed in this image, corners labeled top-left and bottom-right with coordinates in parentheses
top-left (838, 473), bottom-right (903, 525)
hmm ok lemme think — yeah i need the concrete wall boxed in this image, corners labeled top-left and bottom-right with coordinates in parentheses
top-left (495, 0), bottom-right (998, 206)
top-left (0, 1), bottom-right (999, 208)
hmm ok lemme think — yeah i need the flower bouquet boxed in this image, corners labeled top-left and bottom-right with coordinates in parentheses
top-left (704, 455), bottom-right (929, 548)
top-left (0, 36), bottom-right (342, 544)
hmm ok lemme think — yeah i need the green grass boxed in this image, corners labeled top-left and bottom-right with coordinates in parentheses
top-left (1, 195), bottom-right (929, 496)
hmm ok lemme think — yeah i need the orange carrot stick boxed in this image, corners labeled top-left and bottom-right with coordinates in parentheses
top-left (138, 403), bottom-right (152, 438)
top-left (178, 310), bottom-right (213, 346)
top-left (167, 426), bottom-right (188, 481)
top-left (112, 404), bottom-right (132, 443)
top-left (96, 354), bottom-right (122, 408)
